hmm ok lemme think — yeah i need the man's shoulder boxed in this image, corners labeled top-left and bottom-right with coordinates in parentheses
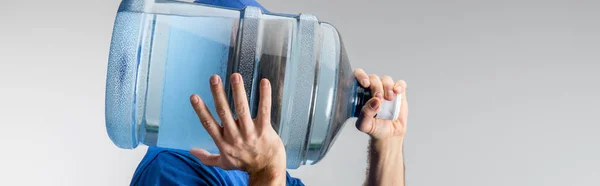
top-left (130, 147), bottom-right (245, 185)
top-left (130, 147), bottom-right (304, 186)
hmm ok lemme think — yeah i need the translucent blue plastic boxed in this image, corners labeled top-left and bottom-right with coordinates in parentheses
top-left (105, 0), bottom-right (380, 169)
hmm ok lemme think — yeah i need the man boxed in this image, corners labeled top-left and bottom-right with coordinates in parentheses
top-left (129, 1), bottom-right (409, 186)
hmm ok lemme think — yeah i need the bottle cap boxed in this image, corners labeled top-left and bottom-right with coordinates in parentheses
top-left (375, 94), bottom-right (402, 121)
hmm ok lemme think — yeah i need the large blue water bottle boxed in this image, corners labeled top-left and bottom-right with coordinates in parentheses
top-left (105, 0), bottom-right (401, 169)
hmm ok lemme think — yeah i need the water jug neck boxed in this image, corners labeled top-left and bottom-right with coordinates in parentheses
top-left (353, 83), bottom-right (372, 118)
top-left (352, 82), bottom-right (402, 120)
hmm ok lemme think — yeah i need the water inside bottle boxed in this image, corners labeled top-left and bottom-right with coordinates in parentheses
top-left (115, 10), bottom-right (238, 153)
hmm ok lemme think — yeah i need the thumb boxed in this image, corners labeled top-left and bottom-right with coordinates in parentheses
top-left (355, 97), bottom-right (381, 135)
top-left (190, 148), bottom-right (220, 167)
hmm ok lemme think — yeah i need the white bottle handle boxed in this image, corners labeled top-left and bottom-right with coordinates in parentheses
top-left (375, 94), bottom-right (402, 120)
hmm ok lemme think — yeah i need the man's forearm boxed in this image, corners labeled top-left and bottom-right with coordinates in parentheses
top-left (365, 137), bottom-right (405, 186)
top-left (248, 166), bottom-right (287, 186)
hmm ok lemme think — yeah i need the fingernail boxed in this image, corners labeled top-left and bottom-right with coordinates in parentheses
top-left (191, 95), bottom-right (199, 104)
top-left (361, 79), bottom-right (370, 87)
top-left (370, 99), bottom-right (380, 109)
top-left (374, 92), bottom-right (383, 99)
top-left (210, 75), bottom-right (219, 85)
top-left (262, 79), bottom-right (270, 87)
top-left (232, 74), bottom-right (240, 84)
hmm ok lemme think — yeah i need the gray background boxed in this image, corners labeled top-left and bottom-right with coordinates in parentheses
top-left (0, 0), bottom-right (599, 185)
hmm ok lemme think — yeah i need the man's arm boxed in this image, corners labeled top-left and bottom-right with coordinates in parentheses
top-left (353, 69), bottom-right (408, 186)
top-left (248, 166), bottom-right (287, 186)
top-left (365, 137), bottom-right (405, 186)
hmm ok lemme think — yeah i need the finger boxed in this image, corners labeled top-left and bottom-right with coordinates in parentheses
top-left (398, 86), bottom-right (408, 125)
top-left (257, 78), bottom-right (272, 130)
top-left (190, 148), bottom-right (221, 167)
top-left (381, 76), bottom-right (395, 101)
top-left (392, 88), bottom-right (409, 136)
top-left (393, 80), bottom-right (407, 125)
top-left (209, 75), bottom-right (238, 138)
top-left (353, 68), bottom-right (370, 87)
top-left (190, 94), bottom-right (223, 143)
top-left (393, 80), bottom-right (406, 94)
top-left (230, 73), bottom-right (254, 136)
top-left (355, 98), bottom-right (381, 135)
top-left (369, 74), bottom-right (384, 100)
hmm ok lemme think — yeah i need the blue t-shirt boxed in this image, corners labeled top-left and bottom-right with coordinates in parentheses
top-left (130, 147), bottom-right (304, 186)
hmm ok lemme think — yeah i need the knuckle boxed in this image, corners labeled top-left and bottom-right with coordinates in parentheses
top-left (370, 79), bottom-right (381, 87)
top-left (383, 77), bottom-right (394, 85)
top-left (369, 74), bottom-right (379, 79)
top-left (201, 118), bottom-right (213, 127)
top-left (221, 146), bottom-right (236, 157)
top-left (355, 118), bottom-right (373, 134)
top-left (232, 137), bottom-right (244, 146)
top-left (246, 135), bottom-right (257, 142)
top-left (399, 80), bottom-right (407, 87)
top-left (217, 108), bottom-right (229, 117)
top-left (362, 104), bottom-right (376, 114)
top-left (260, 105), bottom-right (270, 115)
top-left (235, 105), bottom-right (247, 116)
